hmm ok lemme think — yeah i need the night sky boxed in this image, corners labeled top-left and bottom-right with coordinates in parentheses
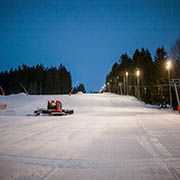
top-left (0, 0), bottom-right (180, 92)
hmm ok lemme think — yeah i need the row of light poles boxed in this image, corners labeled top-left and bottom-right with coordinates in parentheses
top-left (104, 60), bottom-right (173, 108)
top-left (105, 60), bottom-right (172, 107)
top-left (106, 70), bottom-right (141, 98)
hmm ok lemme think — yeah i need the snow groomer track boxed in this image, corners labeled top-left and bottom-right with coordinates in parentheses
top-left (0, 93), bottom-right (180, 180)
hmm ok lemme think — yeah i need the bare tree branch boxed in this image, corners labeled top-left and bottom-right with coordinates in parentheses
top-left (170, 37), bottom-right (180, 60)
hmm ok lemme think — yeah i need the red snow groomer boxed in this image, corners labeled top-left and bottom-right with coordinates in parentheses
top-left (34, 100), bottom-right (74, 116)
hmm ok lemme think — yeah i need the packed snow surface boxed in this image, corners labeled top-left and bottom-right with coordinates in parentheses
top-left (0, 93), bottom-right (180, 179)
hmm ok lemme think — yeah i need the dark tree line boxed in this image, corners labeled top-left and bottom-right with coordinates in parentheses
top-left (72, 83), bottom-right (86, 94)
top-left (106, 47), bottom-right (180, 107)
top-left (0, 64), bottom-right (73, 95)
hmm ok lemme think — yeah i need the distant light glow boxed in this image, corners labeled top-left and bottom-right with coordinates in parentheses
top-left (136, 70), bottom-right (140, 77)
top-left (166, 61), bottom-right (172, 70)
top-left (126, 72), bottom-right (128, 76)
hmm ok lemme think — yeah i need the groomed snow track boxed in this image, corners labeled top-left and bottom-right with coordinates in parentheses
top-left (0, 93), bottom-right (180, 180)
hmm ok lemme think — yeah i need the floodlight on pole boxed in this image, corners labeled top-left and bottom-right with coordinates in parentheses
top-left (125, 72), bottom-right (129, 95)
top-left (136, 70), bottom-right (140, 100)
top-left (166, 60), bottom-right (172, 109)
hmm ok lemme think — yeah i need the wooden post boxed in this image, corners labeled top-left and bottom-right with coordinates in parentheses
top-left (0, 86), bottom-right (5, 96)
top-left (19, 83), bottom-right (29, 95)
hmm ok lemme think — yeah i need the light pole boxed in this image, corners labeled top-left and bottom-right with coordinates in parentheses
top-left (119, 82), bottom-right (123, 95)
top-left (136, 70), bottom-right (140, 100)
top-left (166, 61), bottom-right (172, 109)
top-left (126, 71), bottom-right (129, 95)
top-left (107, 82), bottom-right (110, 93)
top-left (117, 76), bottom-right (119, 94)
top-left (123, 75), bottom-right (125, 95)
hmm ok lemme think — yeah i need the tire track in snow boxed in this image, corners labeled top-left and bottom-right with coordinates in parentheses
top-left (136, 115), bottom-right (180, 180)
top-left (1, 153), bottom-right (180, 169)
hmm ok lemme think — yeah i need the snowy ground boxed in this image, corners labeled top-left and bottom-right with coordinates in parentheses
top-left (0, 93), bottom-right (180, 179)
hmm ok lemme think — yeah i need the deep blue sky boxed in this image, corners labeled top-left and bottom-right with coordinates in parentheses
top-left (0, 0), bottom-right (180, 92)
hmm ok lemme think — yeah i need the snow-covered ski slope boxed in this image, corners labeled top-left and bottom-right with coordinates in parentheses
top-left (0, 92), bottom-right (145, 116)
top-left (0, 93), bottom-right (180, 180)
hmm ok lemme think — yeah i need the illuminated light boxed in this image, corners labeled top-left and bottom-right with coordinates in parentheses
top-left (136, 70), bottom-right (140, 77)
top-left (126, 72), bottom-right (128, 76)
top-left (166, 61), bottom-right (172, 70)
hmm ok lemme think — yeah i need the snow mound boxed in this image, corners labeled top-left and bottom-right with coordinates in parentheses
top-left (77, 91), bottom-right (84, 94)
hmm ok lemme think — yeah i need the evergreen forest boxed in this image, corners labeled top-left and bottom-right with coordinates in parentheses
top-left (0, 64), bottom-right (73, 95)
top-left (105, 47), bottom-right (180, 108)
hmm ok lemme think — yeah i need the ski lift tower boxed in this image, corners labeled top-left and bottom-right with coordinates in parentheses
top-left (171, 79), bottom-right (180, 113)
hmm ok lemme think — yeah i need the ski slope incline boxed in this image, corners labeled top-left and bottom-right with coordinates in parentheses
top-left (0, 93), bottom-right (180, 180)
top-left (0, 93), bottom-right (145, 116)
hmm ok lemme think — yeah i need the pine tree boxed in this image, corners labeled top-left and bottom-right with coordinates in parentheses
top-left (72, 83), bottom-right (86, 94)
top-left (154, 47), bottom-right (167, 84)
